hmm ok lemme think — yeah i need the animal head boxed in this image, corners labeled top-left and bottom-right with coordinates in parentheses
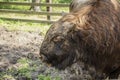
top-left (40, 21), bottom-right (75, 69)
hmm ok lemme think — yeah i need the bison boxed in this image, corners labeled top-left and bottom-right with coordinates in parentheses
top-left (40, 0), bottom-right (120, 79)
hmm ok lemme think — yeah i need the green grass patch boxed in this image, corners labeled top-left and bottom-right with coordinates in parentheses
top-left (2, 75), bottom-right (15, 80)
top-left (0, 0), bottom-right (69, 34)
top-left (16, 58), bottom-right (32, 79)
top-left (0, 19), bottom-right (50, 35)
top-left (38, 75), bottom-right (51, 80)
top-left (0, 58), bottom-right (62, 80)
top-left (38, 74), bottom-right (61, 80)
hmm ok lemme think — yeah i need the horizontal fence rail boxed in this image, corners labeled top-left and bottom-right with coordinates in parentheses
top-left (0, 9), bottom-right (64, 16)
top-left (0, 2), bottom-right (70, 7)
top-left (0, 17), bottom-right (56, 23)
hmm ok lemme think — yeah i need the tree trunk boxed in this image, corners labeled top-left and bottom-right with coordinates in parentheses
top-left (30, 0), bottom-right (41, 12)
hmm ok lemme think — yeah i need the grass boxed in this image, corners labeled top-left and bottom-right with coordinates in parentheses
top-left (0, 19), bottom-right (51, 35)
top-left (0, 1), bottom-right (69, 34)
top-left (38, 75), bottom-right (51, 80)
top-left (2, 75), bottom-right (15, 80)
top-left (38, 74), bottom-right (61, 80)
top-left (0, 7), bottom-right (67, 35)
top-left (0, 58), bottom-right (62, 80)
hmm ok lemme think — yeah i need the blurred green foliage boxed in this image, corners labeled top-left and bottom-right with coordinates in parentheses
top-left (0, 0), bottom-right (71, 3)
top-left (38, 74), bottom-right (61, 80)
top-left (0, 0), bottom-right (71, 10)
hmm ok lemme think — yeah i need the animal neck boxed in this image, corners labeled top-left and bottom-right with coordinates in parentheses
top-left (69, 0), bottom-right (99, 27)
top-left (70, 0), bottom-right (99, 12)
top-left (71, 0), bottom-right (120, 28)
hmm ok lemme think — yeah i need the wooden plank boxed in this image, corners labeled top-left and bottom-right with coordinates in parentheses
top-left (0, 9), bottom-right (63, 16)
top-left (0, 17), bottom-right (56, 23)
top-left (46, 0), bottom-right (52, 20)
top-left (0, 2), bottom-right (69, 7)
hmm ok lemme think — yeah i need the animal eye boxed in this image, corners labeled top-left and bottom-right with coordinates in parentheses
top-left (53, 36), bottom-right (64, 42)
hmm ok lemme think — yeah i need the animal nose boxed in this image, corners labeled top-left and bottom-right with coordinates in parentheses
top-left (40, 48), bottom-right (48, 61)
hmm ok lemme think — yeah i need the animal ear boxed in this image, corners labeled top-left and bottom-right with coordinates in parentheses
top-left (71, 29), bottom-right (91, 42)
top-left (62, 22), bottom-right (75, 35)
top-left (77, 30), bottom-right (91, 39)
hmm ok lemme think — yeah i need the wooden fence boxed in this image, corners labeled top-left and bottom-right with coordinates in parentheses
top-left (0, 1), bottom-right (69, 23)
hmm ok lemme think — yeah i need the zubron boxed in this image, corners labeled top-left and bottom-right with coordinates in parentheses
top-left (40, 0), bottom-right (120, 79)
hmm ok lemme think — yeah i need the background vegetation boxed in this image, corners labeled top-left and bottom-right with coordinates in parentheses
top-left (0, 0), bottom-right (71, 3)
top-left (0, 0), bottom-right (70, 9)
top-left (0, 0), bottom-right (70, 34)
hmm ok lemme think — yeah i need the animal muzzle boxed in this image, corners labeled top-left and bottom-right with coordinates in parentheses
top-left (39, 53), bottom-right (52, 67)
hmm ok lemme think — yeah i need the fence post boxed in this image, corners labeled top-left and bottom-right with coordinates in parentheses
top-left (46, 0), bottom-right (52, 20)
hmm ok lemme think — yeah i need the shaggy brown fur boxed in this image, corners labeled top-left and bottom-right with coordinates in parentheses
top-left (40, 0), bottom-right (120, 79)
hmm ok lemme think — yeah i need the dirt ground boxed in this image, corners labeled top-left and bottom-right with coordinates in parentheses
top-left (0, 27), bottom-right (92, 80)
top-left (0, 27), bottom-right (119, 80)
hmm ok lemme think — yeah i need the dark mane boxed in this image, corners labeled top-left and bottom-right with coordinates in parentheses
top-left (70, 0), bottom-right (120, 12)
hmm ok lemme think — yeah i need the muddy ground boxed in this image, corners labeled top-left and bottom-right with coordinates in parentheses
top-left (0, 27), bottom-right (119, 80)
